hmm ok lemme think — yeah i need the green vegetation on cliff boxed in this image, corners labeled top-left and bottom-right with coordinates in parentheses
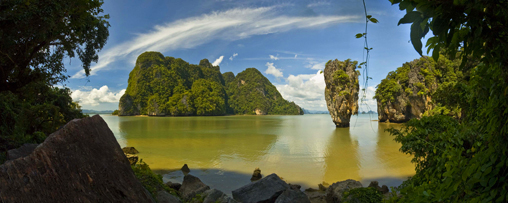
top-left (119, 52), bottom-right (302, 116)
top-left (374, 54), bottom-right (463, 118)
top-left (226, 68), bottom-right (303, 115)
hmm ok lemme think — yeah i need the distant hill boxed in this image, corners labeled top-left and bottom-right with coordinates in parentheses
top-left (118, 52), bottom-right (303, 116)
top-left (81, 109), bottom-right (114, 114)
top-left (302, 109), bottom-right (329, 114)
top-left (360, 110), bottom-right (377, 114)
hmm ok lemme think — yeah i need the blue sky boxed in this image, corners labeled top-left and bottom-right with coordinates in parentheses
top-left (67, 0), bottom-right (428, 111)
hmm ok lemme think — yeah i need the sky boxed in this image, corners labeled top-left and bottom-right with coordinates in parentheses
top-left (65, 0), bottom-right (428, 112)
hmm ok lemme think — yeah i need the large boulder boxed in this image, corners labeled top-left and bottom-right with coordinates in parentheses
top-left (325, 179), bottom-right (363, 203)
top-left (232, 173), bottom-right (290, 203)
top-left (6, 143), bottom-right (38, 160)
top-left (324, 59), bottom-right (359, 127)
top-left (0, 115), bottom-right (154, 202)
top-left (179, 174), bottom-right (210, 200)
top-left (275, 189), bottom-right (311, 203)
top-left (156, 190), bottom-right (182, 203)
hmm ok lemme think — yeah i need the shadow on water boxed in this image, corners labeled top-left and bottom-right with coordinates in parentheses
top-left (153, 168), bottom-right (311, 196)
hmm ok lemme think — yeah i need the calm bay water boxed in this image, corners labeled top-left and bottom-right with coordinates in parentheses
top-left (101, 114), bottom-right (414, 194)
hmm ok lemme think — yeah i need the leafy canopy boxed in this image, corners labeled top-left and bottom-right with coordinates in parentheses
top-left (0, 0), bottom-right (109, 161)
top-left (0, 0), bottom-right (110, 91)
top-left (386, 0), bottom-right (508, 202)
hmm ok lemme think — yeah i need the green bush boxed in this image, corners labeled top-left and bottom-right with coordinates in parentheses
top-left (0, 83), bottom-right (85, 159)
top-left (131, 159), bottom-right (178, 198)
top-left (343, 187), bottom-right (383, 203)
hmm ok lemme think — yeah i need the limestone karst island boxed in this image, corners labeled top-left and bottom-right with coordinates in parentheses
top-left (1, 0), bottom-right (507, 202)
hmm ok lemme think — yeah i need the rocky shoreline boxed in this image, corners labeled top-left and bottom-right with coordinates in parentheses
top-left (0, 116), bottom-right (394, 203)
top-left (151, 163), bottom-right (392, 203)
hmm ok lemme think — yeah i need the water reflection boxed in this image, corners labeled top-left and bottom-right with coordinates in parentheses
top-left (100, 114), bottom-right (414, 192)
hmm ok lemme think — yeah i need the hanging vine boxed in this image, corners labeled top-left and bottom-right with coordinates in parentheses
top-left (356, 0), bottom-right (378, 113)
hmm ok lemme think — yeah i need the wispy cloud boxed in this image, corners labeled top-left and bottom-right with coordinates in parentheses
top-left (71, 6), bottom-right (361, 78)
top-left (265, 62), bottom-right (283, 78)
top-left (307, 2), bottom-right (331, 8)
top-left (212, 56), bottom-right (224, 66)
top-left (229, 53), bottom-right (238, 61)
top-left (269, 54), bottom-right (279, 60)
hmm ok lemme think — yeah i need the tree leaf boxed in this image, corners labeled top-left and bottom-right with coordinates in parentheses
top-left (432, 45), bottom-right (441, 61)
top-left (410, 21), bottom-right (423, 56)
top-left (398, 11), bottom-right (422, 25)
top-left (369, 17), bottom-right (379, 23)
top-left (355, 33), bottom-right (364, 38)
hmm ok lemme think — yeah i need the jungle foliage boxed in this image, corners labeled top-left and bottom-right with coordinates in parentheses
top-left (0, 0), bottom-right (108, 158)
top-left (225, 68), bottom-right (303, 115)
top-left (385, 0), bottom-right (508, 202)
top-left (120, 53), bottom-right (302, 116)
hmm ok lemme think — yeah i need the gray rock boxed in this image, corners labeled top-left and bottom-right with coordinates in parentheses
top-left (6, 143), bottom-right (38, 160)
top-left (179, 174), bottom-right (210, 200)
top-left (232, 173), bottom-right (290, 203)
top-left (181, 164), bottom-right (191, 174)
top-left (125, 153), bottom-right (138, 165)
top-left (318, 184), bottom-right (328, 191)
top-left (0, 115), bottom-right (154, 202)
top-left (303, 190), bottom-right (326, 203)
top-left (289, 183), bottom-right (302, 190)
top-left (324, 59), bottom-right (360, 127)
top-left (122, 146), bottom-right (139, 154)
top-left (251, 167), bottom-right (262, 181)
top-left (380, 185), bottom-right (389, 194)
top-left (275, 189), bottom-right (311, 203)
top-left (202, 189), bottom-right (238, 203)
top-left (325, 179), bottom-right (363, 203)
top-left (156, 190), bottom-right (182, 203)
top-left (165, 181), bottom-right (182, 191)
top-left (367, 181), bottom-right (389, 194)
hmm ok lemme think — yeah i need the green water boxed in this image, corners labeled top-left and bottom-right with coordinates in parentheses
top-left (101, 114), bottom-right (414, 194)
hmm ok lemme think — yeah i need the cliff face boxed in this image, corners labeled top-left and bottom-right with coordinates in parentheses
top-left (226, 68), bottom-right (304, 115)
top-left (374, 56), bottom-right (462, 122)
top-left (119, 52), bottom-right (303, 116)
top-left (324, 59), bottom-right (359, 127)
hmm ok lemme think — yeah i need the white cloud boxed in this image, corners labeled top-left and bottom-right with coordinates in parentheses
top-left (229, 53), bottom-right (238, 61)
top-left (358, 86), bottom-right (377, 112)
top-left (307, 2), bottom-right (331, 7)
top-left (305, 59), bottom-right (326, 70)
top-left (265, 62), bottom-right (283, 78)
top-left (275, 71), bottom-right (326, 110)
top-left (71, 86), bottom-right (125, 106)
top-left (275, 71), bottom-right (377, 111)
top-left (212, 55), bottom-right (224, 66)
top-left (71, 7), bottom-right (360, 78)
top-left (294, 54), bottom-right (297, 58)
top-left (269, 55), bottom-right (279, 60)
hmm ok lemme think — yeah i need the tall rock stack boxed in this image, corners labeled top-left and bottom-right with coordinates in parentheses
top-left (324, 59), bottom-right (360, 127)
